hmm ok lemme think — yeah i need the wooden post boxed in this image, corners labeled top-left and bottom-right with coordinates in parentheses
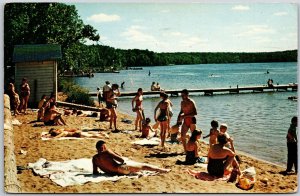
top-left (4, 94), bottom-right (21, 193)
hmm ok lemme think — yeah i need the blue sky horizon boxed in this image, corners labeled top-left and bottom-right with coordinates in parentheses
top-left (72, 3), bottom-right (297, 53)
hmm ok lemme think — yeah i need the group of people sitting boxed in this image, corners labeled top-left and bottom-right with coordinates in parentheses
top-left (151, 82), bottom-right (161, 91)
top-left (37, 94), bottom-right (67, 126)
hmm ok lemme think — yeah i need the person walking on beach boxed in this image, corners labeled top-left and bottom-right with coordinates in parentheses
top-left (132, 88), bottom-right (145, 131)
top-left (285, 116), bottom-right (297, 174)
top-left (106, 84), bottom-right (121, 132)
top-left (19, 78), bottom-right (30, 114)
top-left (177, 89), bottom-right (197, 152)
top-left (92, 140), bottom-right (170, 175)
top-left (154, 92), bottom-right (170, 148)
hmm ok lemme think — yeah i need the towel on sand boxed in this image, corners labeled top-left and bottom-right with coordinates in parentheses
top-left (28, 158), bottom-right (162, 187)
top-left (131, 137), bottom-right (161, 146)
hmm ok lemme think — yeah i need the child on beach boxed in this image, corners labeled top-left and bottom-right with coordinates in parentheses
top-left (219, 123), bottom-right (235, 151)
top-left (141, 118), bottom-right (158, 139)
top-left (169, 124), bottom-right (180, 143)
top-left (203, 120), bottom-right (219, 147)
top-left (219, 123), bottom-right (242, 163)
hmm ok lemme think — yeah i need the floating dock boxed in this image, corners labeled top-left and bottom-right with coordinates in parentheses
top-left (89, 84), bottom-right (297, 97)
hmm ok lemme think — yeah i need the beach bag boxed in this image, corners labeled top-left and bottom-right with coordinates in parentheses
top-left (237, 167), bottom-right (256, 190)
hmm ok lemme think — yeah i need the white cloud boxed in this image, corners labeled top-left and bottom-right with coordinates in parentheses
top-left (120, 26), bottom-right (157, 43)
top-left (273, 12), bottom-right (288, 16)
top-left (87, 13), bottom-right (120, 23)
top-left (232, 5), bottom-right (250, 11)
top-left (254, 37), bottom-right (272, 44)
top-left (170, 32), bottom-right (185, 37)
top-left (161, 9), bottom-right (170, 13)
top-left (236, 25), bottom-right (276, 37)
top-left (180, 36), bottom-right (208, 47)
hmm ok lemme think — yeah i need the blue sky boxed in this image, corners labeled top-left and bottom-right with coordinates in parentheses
top-left (72, 3), bottom-right (298, 53)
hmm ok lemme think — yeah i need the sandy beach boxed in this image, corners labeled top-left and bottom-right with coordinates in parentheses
top-left (11, 103), bottom-right (297, 194)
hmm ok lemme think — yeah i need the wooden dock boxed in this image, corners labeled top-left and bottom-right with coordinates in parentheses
top-left (89, 83), bottom-right (297, 97)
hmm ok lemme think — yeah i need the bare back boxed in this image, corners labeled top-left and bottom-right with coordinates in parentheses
top-left (93, 150), bottom-right (123, 174)
top-left (208, 144), bottom-right (235, 159)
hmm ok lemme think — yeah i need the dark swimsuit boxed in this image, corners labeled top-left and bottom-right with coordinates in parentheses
top-left (44, 120), bottom-right (55, 126)
top-left (185, 150), bottom-right (205, 165)
top-left (207, 157), bottom-right (227, 177)
top-left (157, 109), bottom-right (168, 122)
top-left (20, 84), bottom-right (30, 97)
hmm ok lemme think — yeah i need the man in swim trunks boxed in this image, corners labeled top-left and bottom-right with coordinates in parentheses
top-left (177, 89), bottom-right (197, 152)
top-left (207, 134), bottom-right (241, 177)
top-left (92, 140), bottom-right (170, 175)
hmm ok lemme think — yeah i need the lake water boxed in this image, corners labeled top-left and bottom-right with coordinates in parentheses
top-left (71, 62), bottom-right (298, 166)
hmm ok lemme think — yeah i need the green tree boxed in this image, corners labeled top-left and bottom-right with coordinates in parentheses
top-left (4, 3), bottom-right (100, 77)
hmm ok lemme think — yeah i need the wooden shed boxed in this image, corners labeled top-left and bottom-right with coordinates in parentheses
top-left (13, 44), bottom-right (61, 106)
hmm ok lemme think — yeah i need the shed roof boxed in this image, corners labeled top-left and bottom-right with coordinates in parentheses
top-left (13, 44), bottom-right (62, 63)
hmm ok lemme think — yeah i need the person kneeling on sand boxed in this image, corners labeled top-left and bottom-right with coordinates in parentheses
top-left (46, 128), bottom-right (109, 138)
top-left (207, 133), bottom-right (241, 178)
top-left (92, 140), bottom-right (171, 175)
top-left (141, 118), bottom-right (158, 139)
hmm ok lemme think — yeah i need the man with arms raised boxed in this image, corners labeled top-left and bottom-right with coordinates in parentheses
top-left (177, 89), bottom-right (197, 152)
top-left (93, 140), bottom-right (170, 175)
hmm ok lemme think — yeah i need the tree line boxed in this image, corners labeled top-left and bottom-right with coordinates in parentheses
top-left (4, 3), bottom-right (297, 78)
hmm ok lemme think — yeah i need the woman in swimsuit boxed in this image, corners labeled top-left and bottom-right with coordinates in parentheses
top-left (132, 88), bottom-right (144, 131)
top-left (7, 83), bottom-right (20, 115)
top-left (185, 129), bottom-right (203, 164)
top-left (164, 95), bottom-right (173, 137)
top-left (207, 134), bottom-right (241, 177)
top-left (154, 92), bottom-right (170, 148)
top-left (106, 84), bottom-right (121, 131)
top-left (19, 78), bottom-right (30, 114)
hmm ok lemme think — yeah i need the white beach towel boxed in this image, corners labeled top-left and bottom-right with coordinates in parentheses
top-left (41, 131), bottom-right (108, 141)
top-left (131, 137), bottom-right (161, 146)
top-left (28, 158), bottom-right (161, 187)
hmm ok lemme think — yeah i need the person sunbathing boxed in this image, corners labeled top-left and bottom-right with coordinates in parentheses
top-left (92, 140), bottom-right (170, 175)
top-left (46, 128), bottom-right (109, 138)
